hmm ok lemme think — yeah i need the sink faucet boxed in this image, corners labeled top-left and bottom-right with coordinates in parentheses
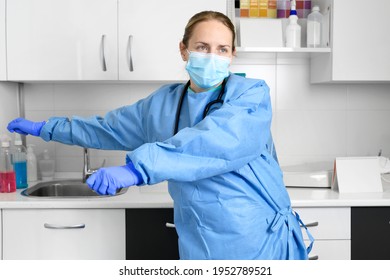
top-left (82, 148), bottom-right (106, 183)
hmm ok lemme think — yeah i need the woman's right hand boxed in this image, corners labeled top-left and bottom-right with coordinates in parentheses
top-left (7, 118), bottom-right (46, 136)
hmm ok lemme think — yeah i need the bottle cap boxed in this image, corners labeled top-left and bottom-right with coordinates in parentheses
top-left (0, 134), bottom-right (11, 147)
top-left (312, 6), bottom-right (320, 12)
top-left (14, 134), bottom-right (23, 146)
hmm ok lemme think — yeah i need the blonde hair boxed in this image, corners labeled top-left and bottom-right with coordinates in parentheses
top-left (182, 11), bottom-right (236, 51)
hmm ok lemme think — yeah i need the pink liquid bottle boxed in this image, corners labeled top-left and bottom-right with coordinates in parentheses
top-left (0, 134), bottom-right (16, 193)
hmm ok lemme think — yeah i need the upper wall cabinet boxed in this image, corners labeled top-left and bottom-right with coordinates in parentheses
top-left (6, 0), bottom-right (118, 81)
top-left (117, 0), bottom-right (226, 81)
top-left (5, 0), bottom-right (227, 81)
top-left (0, 0), bottom-right (6, 80)
top-left (311, 0), bottom-right (390, 83)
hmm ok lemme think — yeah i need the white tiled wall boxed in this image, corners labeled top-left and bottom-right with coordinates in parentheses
top-left (21, 57), bottom-right (390, 174)
top-left (0, 82), bottom-right (18, 133)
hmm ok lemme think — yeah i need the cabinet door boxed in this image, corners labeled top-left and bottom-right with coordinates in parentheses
top-left (331, 0), bottom-right (390, 81)
top-left (118, 0), bottom-right (227, 81)
top-left (311, 0), bottom-right (390, 82)
top-left (0, 0), bottom-right (5, 80)
top-left (126, 208), bottom-right (179, 260)
top-left (6, 0), bottom-right (118, 81)
top-left (2, 209), bottom-right (125, 260)
top-left (352, 207), bottom-right (390, 260)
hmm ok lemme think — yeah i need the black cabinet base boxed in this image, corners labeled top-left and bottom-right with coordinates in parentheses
top-left (126, 208), bottom-right (179, 260)
top-left (351, 207), bottom-right (390, 260)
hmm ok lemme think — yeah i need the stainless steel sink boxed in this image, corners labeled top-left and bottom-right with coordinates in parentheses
top-left (21, 179), bottom-right (127, 198)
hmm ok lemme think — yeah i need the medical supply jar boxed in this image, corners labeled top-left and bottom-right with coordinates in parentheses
top-left (306, 5), bottom-right (323, 48)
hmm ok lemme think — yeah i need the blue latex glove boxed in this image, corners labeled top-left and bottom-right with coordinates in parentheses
top-left (7, 118), bottom-right (46, 136)
top-left (86, 162), bottom-right (143, 195)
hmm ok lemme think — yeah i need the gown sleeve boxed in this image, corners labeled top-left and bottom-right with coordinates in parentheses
top-left (128, 79), bottom-right (273, 184)
top-left (39, 99), bottom-right (148, 151)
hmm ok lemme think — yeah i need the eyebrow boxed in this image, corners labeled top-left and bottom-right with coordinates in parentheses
top-left (195, 41), bottom-right (232, 48)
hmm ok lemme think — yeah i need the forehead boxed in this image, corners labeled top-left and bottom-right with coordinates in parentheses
top-left (189, 20), bottom-right (233, 46)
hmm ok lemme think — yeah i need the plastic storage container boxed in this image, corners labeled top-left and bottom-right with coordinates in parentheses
top-left (39, 149), bottom-right (55, 181)
top-left (0, 135), bottom-right (16, 193)
top-left (285, 1), bottom-right (301, 47)
top-left (12, 134), bottom-right (28, 189)
top-left (306, 5), bottom-right (323, 48)
top-left (26, 144), bottom-right (38, 183)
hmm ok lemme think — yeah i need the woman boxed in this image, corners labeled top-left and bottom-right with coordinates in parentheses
top-left (7, 11), bottom-right (312, 260)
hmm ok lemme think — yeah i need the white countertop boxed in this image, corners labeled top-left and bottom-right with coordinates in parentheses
top-left (2, 176), bottom-right (390, 209)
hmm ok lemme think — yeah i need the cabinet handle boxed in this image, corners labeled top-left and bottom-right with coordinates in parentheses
top-left (101, 35), bottom-right (107, 71)
top-left (309, 255), bottom-right (319, 260)
top-left (127, 35), bottom-right (134, 72)
top-left (301, 222), bottom-right (319, 228)
top-left (165, 222), bottom-right (175, 228)
top-left (44, 223), bottom-right (86, 229)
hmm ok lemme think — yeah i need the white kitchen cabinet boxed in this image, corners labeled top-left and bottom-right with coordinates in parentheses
top-left (2, 209), bottom-right (125, 260)
top-left (311, 0), bottom-right (390, 82)
top-left (6, 0), bottom-right (118, 81)
top-left (118, 0), bottom-right (226, 81)
top-left (5, 0), bottom-right (227, 81)
top-left (295, 207), bottom-right (351, 260)
top-left (0, 0), bottom-right (6, 80)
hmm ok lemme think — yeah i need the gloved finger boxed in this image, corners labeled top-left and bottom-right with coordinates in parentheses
top-left (7, 120), bottom-right (20, 132)
top-left (107, 184), bottom-right (117, 196)
top-left (97, 179), bottom-right (109, 195)
top-left (86, 173), bottom-right (99, 191)
top-left (96, 174), bottom-right (109, 195)
top-left (91, 177), bottom-right (102, 193)
top-left (13, 129), bottom-right (28, 135)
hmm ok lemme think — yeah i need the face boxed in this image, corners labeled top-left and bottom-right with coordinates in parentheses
top-left (180, 19), bottom-right (235, 62)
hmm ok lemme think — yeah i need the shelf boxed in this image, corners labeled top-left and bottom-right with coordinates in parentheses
top-left (236, 47), bottom-right (331, 53)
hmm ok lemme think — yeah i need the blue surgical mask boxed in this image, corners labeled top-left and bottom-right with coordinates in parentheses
top-left (185, 51), bottom-right (231, 89)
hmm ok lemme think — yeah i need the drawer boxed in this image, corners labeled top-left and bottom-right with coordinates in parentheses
top-left (306, 240), bottom-right (351, 260)
top-left (294, 207), bottom-right (351, 240)
top-left (2, 209), bottom-right (125, 260)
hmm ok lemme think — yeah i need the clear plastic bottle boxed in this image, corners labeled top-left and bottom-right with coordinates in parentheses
top-left (26, 144), bottom-right (38, 183)
top-left (12, 134), bottom-right (28, 189)
top-left (285, 1), bottom-right (301, 48)
top-left (0, 134), bottom-right (16, 193)
top-left (39, 149), bottom-right (55, 181)
top-left (306, 6), bottom-right (323, 48)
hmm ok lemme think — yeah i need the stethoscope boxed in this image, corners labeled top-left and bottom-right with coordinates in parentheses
top-left (173, 77), bottom-right (229, 135)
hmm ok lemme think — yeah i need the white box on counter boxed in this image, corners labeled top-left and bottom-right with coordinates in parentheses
top-left (332, 157), bottom-right (383, 193)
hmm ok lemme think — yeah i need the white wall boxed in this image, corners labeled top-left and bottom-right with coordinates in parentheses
top-left (23, 57), bottom-right (390, 175)
top-left (0, 82), bottom-right (18, 136)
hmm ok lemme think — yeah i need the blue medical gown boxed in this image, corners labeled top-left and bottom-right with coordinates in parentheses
top-left (40, 74), bottom-right (311, 260)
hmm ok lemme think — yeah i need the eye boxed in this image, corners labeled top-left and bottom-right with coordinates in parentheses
top-left (218, 47), bottom-right (230, 54)
top-left (196, 45), bottom-right (209, 52)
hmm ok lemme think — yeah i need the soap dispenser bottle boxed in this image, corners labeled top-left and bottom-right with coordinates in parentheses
top-left (285, 0), bottom-right (301, 48)
top-left (0, 134), bottom-right (16, 193)
top-left (39, 149), bottom-right (55, 181)
top-left (26, 144), bottom-right (38, 183)
top-left (12, 134), bottom-right (28, 189)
